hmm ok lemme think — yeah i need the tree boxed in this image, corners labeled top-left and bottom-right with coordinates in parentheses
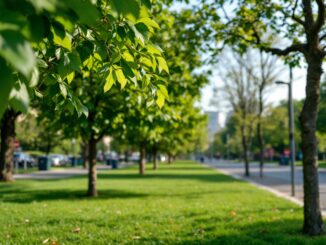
top-left (253, 52), bottom-right (280, 177)
top-left (34, 0), bottom-right (169, 196)
top-left (219, 51), bottom-right (258, 176)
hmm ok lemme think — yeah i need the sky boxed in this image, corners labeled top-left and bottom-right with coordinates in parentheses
top-left (170, 1), bottom-right (309, 127)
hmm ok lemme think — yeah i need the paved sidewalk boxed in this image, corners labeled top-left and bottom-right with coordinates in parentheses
top-left (205, 161), bottom-right (326, 211)
top-left (14, 162), bottom-right (134, 180)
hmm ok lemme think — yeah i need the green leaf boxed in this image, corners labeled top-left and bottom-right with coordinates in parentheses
top-left (158, 84), bottom-right (169, 98)
top-left (59, 82), bottom-right (67, 98)
top-left (122, 51), bottom-right (134, 62)
top-left (9, 82), bottom-right (29, 113)
top-left (28, 0), bottom-right (57, 12)
top-left (156, 90), bottom-right (165, 108)
top-left (0, 31), bottom-right (36, 77)
top-left (147, 44), bottom-right (163, 55)
top-left (52, 28), bottom-right (72, 51)
top-left (28, 15), bottom-right (47, 42)
top-left (0, 58), bottom-right (15, 118)
top-left (157, 57), bottom-right (169, 73)
top-left (104, 68), bottom-right (115, 92)
top-left (110, 0), bottom-right (140, 19)
top-left (65, 0), bottom-right (99, 25)
top-left (137, 17), bottom-right (160, 30)
top-left (141, 0), bottom-right (152, 9)
top-left (66, 72), bottom-right (75, 84)
top-left (128, 22), bottom-right (145, 45)
top-left (29, 67), bottom-right (39, 87)
top-left (114, 67), bottom-right (127, 89)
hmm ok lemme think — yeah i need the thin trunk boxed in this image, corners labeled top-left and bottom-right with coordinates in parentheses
top-left (168, 154), bottom-right (172, 164)
top-left (152, 146), bottom-right (158, 170)
top-left (301, 55), bottom-right (324, 235)
top-left (81, 142), bottom-right (89, 169)
top-left (257, 89), bottom-right (264, 178)
top-left (87, 136), bottom-right (97, 197)
top-left (139, 142), bottom-right (146, 175)
top-left (0, 109), bottom-right (17, 181)
top-left (241, 124), bottom-right (250, 177)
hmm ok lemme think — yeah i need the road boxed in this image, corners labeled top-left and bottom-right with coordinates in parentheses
top-left (206, 161), bottom-right (326, 211)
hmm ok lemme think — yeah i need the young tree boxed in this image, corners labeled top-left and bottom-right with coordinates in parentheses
top-left (220, 51), bottom-right (258, 176)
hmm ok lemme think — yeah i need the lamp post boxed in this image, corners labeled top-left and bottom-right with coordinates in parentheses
top-left (275, 67), bottom-right (296, 196)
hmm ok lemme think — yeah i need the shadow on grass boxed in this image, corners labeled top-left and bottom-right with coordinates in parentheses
top-left (97, 172), bottom-right (238, 184)
top-left (0, 188), bottom-right (148, 203)
top-left (145, 218), bottom-right (324, 245)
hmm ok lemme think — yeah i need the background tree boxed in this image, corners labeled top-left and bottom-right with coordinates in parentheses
top-left (219, 51), bottom-right (258, 176)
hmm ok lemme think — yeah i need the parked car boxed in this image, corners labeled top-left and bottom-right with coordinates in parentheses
top-left (13, 152), bottom-right (35, 167)
top-left (48, 154), bottom-right (69, 166)
top-left (130, 152), bottom-right (140, 162)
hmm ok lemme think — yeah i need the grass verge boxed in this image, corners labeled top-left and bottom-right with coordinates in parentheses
top-left (0, 161), bottom-right (325, 244)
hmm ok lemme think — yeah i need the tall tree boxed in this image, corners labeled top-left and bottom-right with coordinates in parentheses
top-left (220, 51), bottom-right (258, 176)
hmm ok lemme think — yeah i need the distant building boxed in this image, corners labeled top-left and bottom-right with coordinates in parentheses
top-left (206, 111), bottom-right (220, 141)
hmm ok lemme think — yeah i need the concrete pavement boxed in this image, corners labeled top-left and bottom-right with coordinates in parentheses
top-left (14, 163), bottom-right (133, 180)
top-left (206, 161), bottom-right (326, 211)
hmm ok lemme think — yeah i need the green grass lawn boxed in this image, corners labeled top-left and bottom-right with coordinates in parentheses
top-left (1, 161), bottom-right (326, 244)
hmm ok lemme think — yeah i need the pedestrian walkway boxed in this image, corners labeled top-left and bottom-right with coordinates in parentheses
top-left (205, 160), bottom-right (326, 211)
top-left (14, 162), bottom-right (135, 180)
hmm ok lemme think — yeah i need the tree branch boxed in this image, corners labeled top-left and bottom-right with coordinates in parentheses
top-left (313, 0), bottom-right (325, 33)
top-left (291, 0), bottom-right (306, 27)
top-left (261, 44), bottom-right (306, 56)
top-left (302, 0), bottom-right (314, 28)
top-left (251, 27), bottom-right (306, 56)
top-left (319, 33), bottom-right (326, 41)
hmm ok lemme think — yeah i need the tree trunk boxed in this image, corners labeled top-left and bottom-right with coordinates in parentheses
top-left (81, 142), bottom-right (89, 169)
top-left (152, 146), bottom-right (158, 170)
top-left (257, 89), bottom-right (264, 178)
top-left (0, 109), bottom-right (17, 181)
top-left (241, 124), bottom-right (250, 177)
top-left (168, 154), bottom-right (172, 164)
top-left (300, 55), bottom-right (324, 235)
top-left (139, 142), bottom-right (146, 175)
top-left (87, 136), bottom-right (98, 197)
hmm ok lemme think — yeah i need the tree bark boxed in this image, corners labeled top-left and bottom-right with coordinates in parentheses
top-left (240, 124), bottom-right (250, 177)
top-left (257, 88), bottom-right (264, 178)
top-left (81, 142), bottom-right (89, 169)
top-left (0, 109), bottom-right (18, 181)
top-left (300, 54), bottom-right (324, 235)
top-left (152, 145), bottom-right (158, 170)
top-left (87, 136), bottom-right (98, 197)
top-left (168, 154), bottom-right (172, 164)
top-left (139, 142), bottom-right (146, 175)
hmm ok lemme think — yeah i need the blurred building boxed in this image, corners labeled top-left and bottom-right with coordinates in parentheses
top-left (206, 111), bottom-right (220, 141)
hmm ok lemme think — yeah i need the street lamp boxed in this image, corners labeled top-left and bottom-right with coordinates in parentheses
top-left (275, 67), bottom-right (296, 197)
